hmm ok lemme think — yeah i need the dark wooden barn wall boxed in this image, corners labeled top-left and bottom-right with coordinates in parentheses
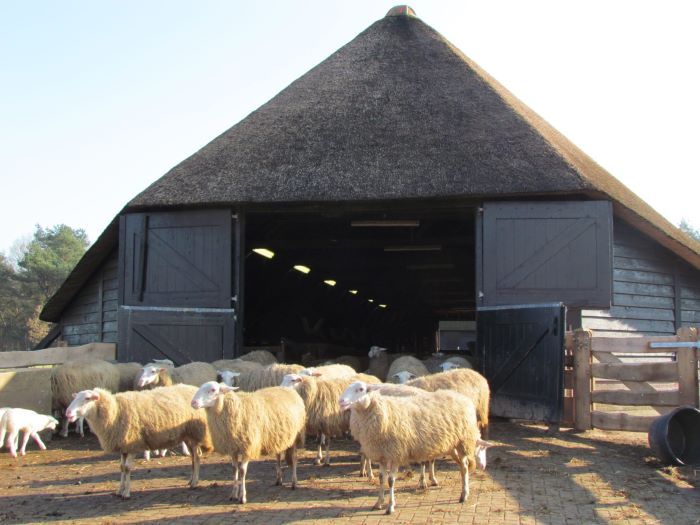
top-left (60, 250), bottom-right (118, 346)
top-left (582, 220), bottom-right (700, 336)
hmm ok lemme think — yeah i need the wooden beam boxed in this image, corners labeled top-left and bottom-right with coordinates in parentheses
top-left (591, 411), bottom-right (658, 432)
top-left (591, 390), bottom-right (679, 406)
top-left (0, 343), bottom-right (116, 369)
top-left (676, 327), bottom-right (699, 407)
top-left (573, 329), bottom-right (592, 430)
top-left (590, 335), bottom-right (682, 353)
top-left (591, 362), bottom-right (677, 382)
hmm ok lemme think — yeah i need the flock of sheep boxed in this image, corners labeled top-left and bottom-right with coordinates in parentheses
top-left (0, 347), bottom-right (492, 515)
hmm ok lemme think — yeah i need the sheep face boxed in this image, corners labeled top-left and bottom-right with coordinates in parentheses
top-left (136, 365), bottom-right (165, 388)
top-left (391, 371), bottom-right (417, 384)
top-left (217, 370), bottom-right (240, 387)
top-left (280, 373), bottom-right (304, 388)
top-left (298, 367), bottom-right (322, 377)
top-left (368, 346), bottom-right (387, 358)
top-left (44, 417), bottom-right (59, 431)
top-left (439, 362), bottom-right (461, 372)
top-left (475, 438), bottom-right (494, 470)
top-left (339, 381), bottom-right (370, 411)
top-left (191, 381), bottom-right (237, 409)
top-left (65, 390), bottom-right (100, 422)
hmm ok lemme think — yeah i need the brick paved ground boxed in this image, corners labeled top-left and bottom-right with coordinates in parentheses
top-left (0, 420), bottom-right (697, 524)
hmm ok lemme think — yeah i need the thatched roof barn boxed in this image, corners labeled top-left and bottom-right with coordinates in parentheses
top-left (41, 6), bottom-right (700, 369)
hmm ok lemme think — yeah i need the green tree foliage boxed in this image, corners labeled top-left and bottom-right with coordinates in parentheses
top-left (679, 218), bottom-right (700, 242)
top-left (0, 225), bottom-right (88, 350)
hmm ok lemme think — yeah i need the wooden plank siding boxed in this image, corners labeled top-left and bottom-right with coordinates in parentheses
top-left (60, 250), bottom-right (118, 346)
top-left (581, 219), bottom-right (700, 336)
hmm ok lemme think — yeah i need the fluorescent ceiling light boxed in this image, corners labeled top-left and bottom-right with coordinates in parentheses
top-left (368, 299), bottom-right (374, 303)
top-left (293, 265), bottom-right (311, 274)
top-left (351, 219), bottom-right (420, 227)
top-left (252, 248), bottom-right (275, 259)
top-left (324, 279), bottom-right (337, 287)
top-left (384, 245), bottom-right (442, 252)
top-left (379, 304), bottom-right (387, 308)
top-left (348, 289), bottom-right (358, 295)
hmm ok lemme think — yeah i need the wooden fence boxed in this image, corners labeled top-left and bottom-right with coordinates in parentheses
top-left (572, 327), bottom-right (699, 432)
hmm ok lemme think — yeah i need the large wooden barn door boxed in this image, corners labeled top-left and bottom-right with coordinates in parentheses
top-left (118, 209), bottom-right (237, 364)
top-left (477, 303), bottom-right (565, 422)
top-left (479, 201), bottom-right (612, 308)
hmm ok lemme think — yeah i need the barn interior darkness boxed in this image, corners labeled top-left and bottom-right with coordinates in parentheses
top-left (243, 208), bottom-right (476, 358)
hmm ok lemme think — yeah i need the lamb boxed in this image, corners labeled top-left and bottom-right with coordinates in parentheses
top-left (135, 361), bottom-right (218, 389)
top-left (280, 372), bottom-right (381, 466)
top-left (386, 355), bottom-right (430, 383)
top-left (51, 358), bottom-right (120, 437)
top-left (65, 384), bottom-right (212, 499)
top-left (237, 349), bottom-right (278, 366)
top-left (0, 408), bottom-right (59, 457)
top-left (339, 380), bottom-right (484, 514)
top-left (191, 381), bottom-right (305, 504)
top-left (439, 356), bottom-right (473, 371)
top-left (406, 368), bottom-right (491, 437)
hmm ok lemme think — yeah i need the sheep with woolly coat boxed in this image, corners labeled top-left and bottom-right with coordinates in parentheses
top-left (51, 358), bottom-right (120, 437)
top-left (406, 368), bottom-right (490, 437)
top-left (135, 361), bottom-right (218, 389)
top-left (214, 360), bottom-right (264, 386)
top-left (299, 363), bottom-right (356, 379)
top-left (237, 349), bottom-right (278, 366)
top-left (439, 356), bottom-right (473, 371)
top-left (232, 363), bottom-right (305, 391)
top-left (115, 362), bottom-right (143, 392)
top-left (65, 384), bottom-right (212, 499)
top-left (0, 408), bottom-right (58, 457)
top-left (191, 381), bottom-right (305, 504)
top-left (281, 372), bottom-right (381, 466)
top-left (339, 380), bottom-right (483, 514)
top-left (386, 355), bottom-right (430, 383)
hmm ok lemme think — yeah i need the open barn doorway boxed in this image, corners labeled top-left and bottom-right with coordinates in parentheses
top-left (243, 207), bottom-right (477, 364)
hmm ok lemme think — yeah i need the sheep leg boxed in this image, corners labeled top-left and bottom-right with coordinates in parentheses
top-left (372, 464), bottom-right (386, 510)
top-left (77, 417), bottom-right (85, 437)
top-left (31, 432), bottom-right (47, 450)
top-left (275, 453), bottom-right (283, 486)
top-left (8, 430), bottom-right (19, 458)
top-left (323, 435), bottom-right (331, 466)
top-left (429, 459), bottom-right (438, 486)
top-left (315, 434), bottom-right (324, 465)
top-left (118, 453), bottom-right (127, 497)
top-left (361, 454), bottom-right (374, 480)
top-left (386, 464), bottom-right (399, 515)
top-left (59, 417), bottom-right (70, 438)
top-left (230, 459), bottom-right (240, 501)
top-left (238, 460), bottom-right (249, 504)
top-left (450, 449), bottom-right (469, 503)
top-left (285, 444), bottom-right (298, 489)
top-left (19, 430), bottom-right (32, 456)
top-left (418, 462), bottom-right (427, 489)
top-left (181, 442), bottom-right (190, 456)
top-left (188, 444), bottom-right (200, 488)
top-left (121, 453), bottom-right (135, 499)
top-left (143, 450), bottom-right (151, 461)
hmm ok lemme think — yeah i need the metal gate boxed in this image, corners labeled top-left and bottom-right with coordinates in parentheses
top-left (477, 303), bottom-right (565, 422)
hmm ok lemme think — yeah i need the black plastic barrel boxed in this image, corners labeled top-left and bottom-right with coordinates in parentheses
top-left (648, 406), bottom-right (700, 465)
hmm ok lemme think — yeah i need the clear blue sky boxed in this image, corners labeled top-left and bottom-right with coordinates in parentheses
top-left (2, 0), bottom-right (699, 255)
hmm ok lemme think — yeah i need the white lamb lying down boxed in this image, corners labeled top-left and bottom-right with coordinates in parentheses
top-left (0, 408), bottom-right (59, 457)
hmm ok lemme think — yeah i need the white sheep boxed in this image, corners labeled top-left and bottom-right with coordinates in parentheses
top-left (0, 408), bottom-right (59, 457)
top-left (365, 345), bottom-right (390, 381)
top-left (439, 356), bottom-right (473, 371)
top-left (233, 363), bottom-right (305, 391)
top-left (280, 372), bottom-right (381, 466)
top-left (237, 349), bottom-right (278, 366)
top-left (115, 362), bottom-right (143, 392)
top-left (339, 380), bottom-right (486, 514)
top-left (135, 361), bottom-right (218, 389)
top-left (298, 363), bottom-right (356, 379)
top-left (191, 381), bottom-right (306, 504)
top-left (51, 358), bottom-right (120, 438)
top-left (65, 385), bottom-right (213, 499)
top-left (406, 368), bottom-right (491, 437)
top-left (386, 355), bottom-right (430, 383)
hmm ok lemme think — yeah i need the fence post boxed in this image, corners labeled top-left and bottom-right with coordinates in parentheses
top-left (676, 327), bottom-right (699, 408)
top-left (573, 329), bottom-right (593, 430)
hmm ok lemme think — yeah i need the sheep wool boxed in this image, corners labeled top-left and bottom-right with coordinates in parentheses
top-left (237, 349), bottom-right (278, 366)
top-left (386, 355), bottom-right (430, 383)
top-left (192, 382), bottom-right (305, 504)
top-left (341, 382), bottom-right (480, 514)
top-left (66, 384), bottom-right (212, 499)
top-left (115, 362), bottom-right (143, 392)
top-left (407, 368), bottom-right (491, 437)
top-left (236, 363), bottom-right (305, 391)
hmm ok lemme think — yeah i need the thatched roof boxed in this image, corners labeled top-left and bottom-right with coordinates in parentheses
top-left (41, 7), bottom-right (700, 322)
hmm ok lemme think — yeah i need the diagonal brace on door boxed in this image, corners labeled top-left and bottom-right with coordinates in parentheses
top-left (488, 325), bottom-right (551, 394)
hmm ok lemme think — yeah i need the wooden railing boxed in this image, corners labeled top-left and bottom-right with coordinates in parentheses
top-left (572, 327), bottom-right (699, 432)
top-left (0, 342), bottom-right (116, 370)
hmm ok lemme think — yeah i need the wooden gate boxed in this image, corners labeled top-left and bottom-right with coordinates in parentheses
top-left (572, 327), bottom-right (699, 431)
top-left (477, 303), bottom-right (565, 422)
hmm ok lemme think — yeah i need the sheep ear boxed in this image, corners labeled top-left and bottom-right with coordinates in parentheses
top-left (72, 392), bottom-right (78, 399)
top-left (366, 384), bottom-right (382, 392)
top-left (86, 391), bottom-right (100, 401)
top-left (220, 384), bottom-right (239, 393)
top-left (391, 373), bottom-right (400, 381)
top-left (310, 371), bottom-right (323, 377)
top-left (409, 373), bottom-right (417, 380)
top-left (476, 439), bottom-right (495, 449)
